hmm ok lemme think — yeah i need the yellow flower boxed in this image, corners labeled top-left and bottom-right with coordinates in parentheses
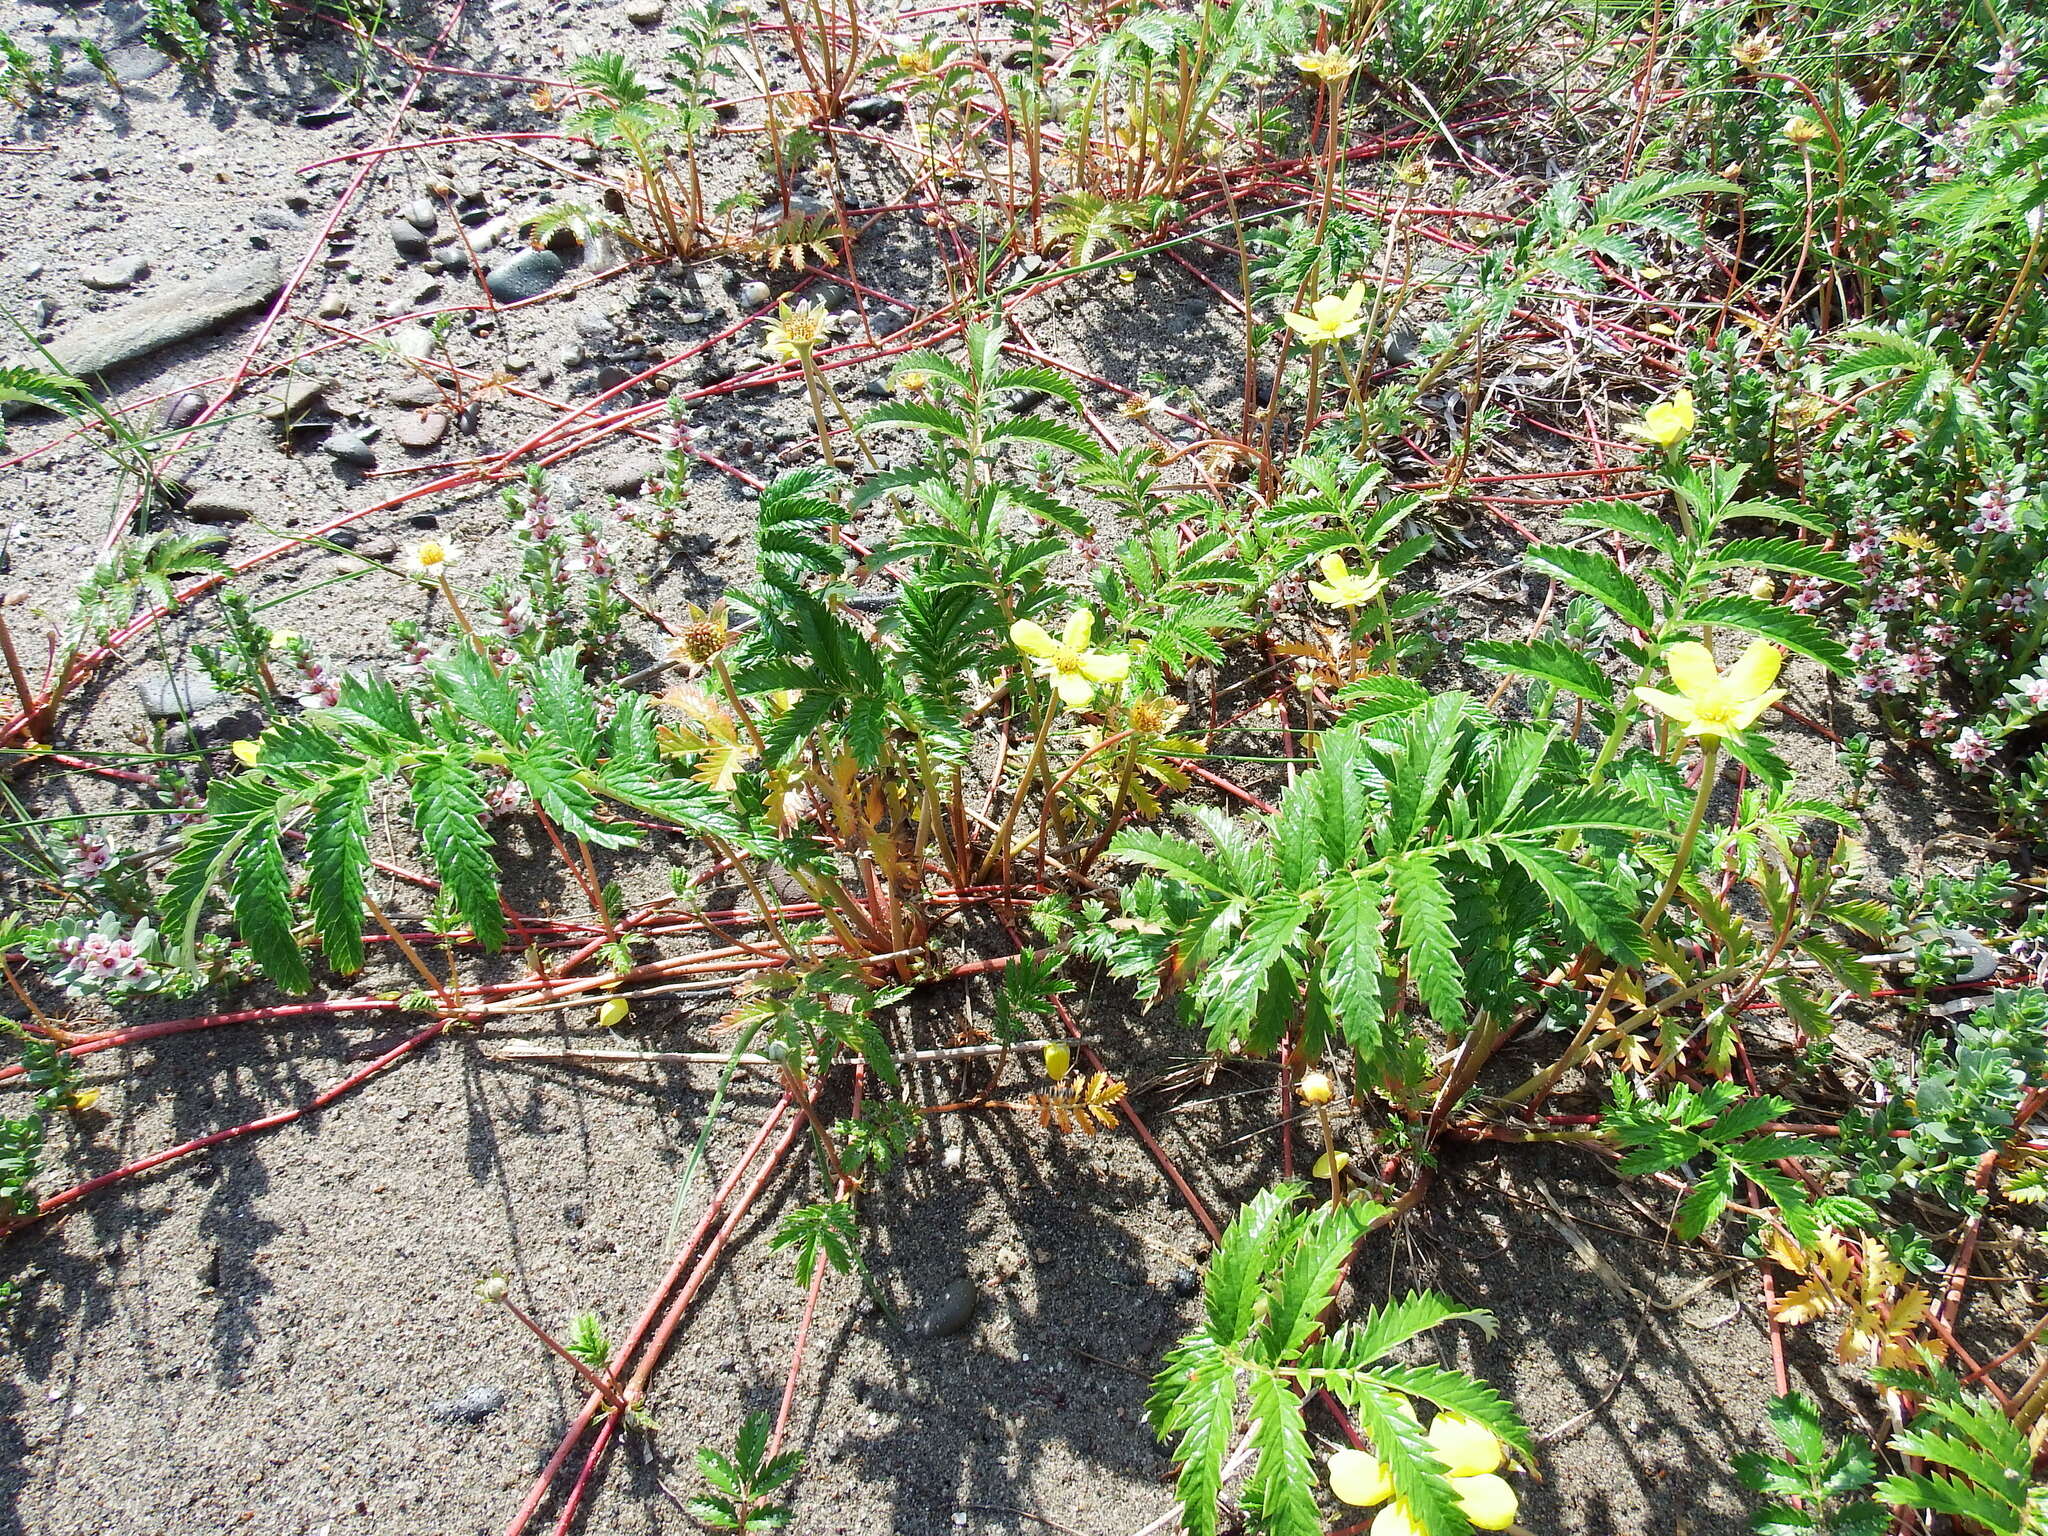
top-left (894, 369), bottom-right (932, 395)
top-left (1782, 115), bottom-right (1824, 148)
top-left (1306, 553), bottom-right (1389, 608)
top-left (1283, 281), bottom-right (1367, 346)
top-left (761, 299), bottom-right (835, 363)
top-left (1010, 609), bottom-right (1130, 709)
top-left (1292, 47), bottom-right (1357, 83)
top-left (1328, 1449), bottom-right (1392, 1507)
top-left (1454, 1472), bottom-right (1520, 1530)
top-left (1629, 387), bottom-right (1696, 448)
top-left (1043, 1041), bottom-right (1073, 1081)
top-left (1297, 1071), bottom-right (1335, 1105)
top-left (403, 539), bottom-right (459, 578)
top-left (1633, 640), bottom-right (1788, 739)
top-left (1337, 1416), bottom-right (1520, 1534)
top-left (597, 997), bottom-right (630, 1028)
top-left (231, 739), bottom-right (263, 767)
top-left (1427, 1413), bottom-right (1504, 1476)
top-left (1729, 30), bottom-right (1779, 67)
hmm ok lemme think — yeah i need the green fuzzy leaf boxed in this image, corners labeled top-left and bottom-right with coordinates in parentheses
top-left (1525, 545), bottom-right (1658, 633)
top-left (1680, 595), bottom-right (1850, 675)
top-left (1389, 853), bottom-right (1464, 1029)
top-left (1322, 873), bottom-right (1389, 1056)
top-left (232, 816), bottom-right (311, 993)
top-left (1363, 1362), bottom-right (1535, 1466)
top-left (1561, 500), bottom-right (1683, 561)
top-left (1673, 1155), bottom-right (1738, 1238)
top-left (410, 754), bottom-right (507, 952)
top-left (306, 774), bottom-right (371, 974)
top-left (1466, 638), bottom-right (1614, 705)
top-left (1707, 537), bottom-right (1861, 589)
top-left (1244, 1372), bottom-right (1322, 1536)
top-left (1494, 841), bottom-right (1645, 963)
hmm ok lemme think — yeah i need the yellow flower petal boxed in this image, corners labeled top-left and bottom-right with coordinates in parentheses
top-left (1081, 651), bottom-right (1131, 685)
top-left (1053, 670), bottom-right (1096, 709)
top-left (1371, 1501), bottom-right (1424, 1536)
top-left (1307, 581), bottom-right (1341, 606)
top-left (1062, 608), bottom-right (1096, 650)
top-left (1632, 686), bottom-right (1696, 723)
top-left (1453, 1472), bottom-right (1519, 1530)
top-left (1662, 642), bottom-right (1721, 701)
top-left (1328, 1449), bottom-right (1392, 1507)
top-left (1722, 640), bottom-right (1784, 699)
top-left (1427, 1413), bottom-right (1504, 1477)
top-left (1320, 552), bottom-right (1351, 583)
top-left (1726, 687), bottom-right (1788, 732)
top-left (1010, 619), bottom-right (1057, 658)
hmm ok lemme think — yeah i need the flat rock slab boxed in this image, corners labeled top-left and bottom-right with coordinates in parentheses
top-left (5, 255), bottom-right (283, 412)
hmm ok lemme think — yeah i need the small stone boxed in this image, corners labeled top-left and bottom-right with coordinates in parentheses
top-left (594, 365), bottom-right (632, 392)
top-left (249, 208), bottom-right (303, 232)
top-left (555, 346), bottom-right (585, 368)
top-left (181, 485), bottom-right (257, 523)
top-left (82, 255), bottom-right (150, 291)
top-left (137, 674), bottom-right (229, 719)
top-left (394, 410), bottom-right (450, 450)
top-left (387, 380), bottom-right (442, 408)
top-left (624, 0), bottom-right (662, 22)
top-left (261, 378), bottom-right (331, 421)
top-left (159, 390), bottom-right (209, 430)
top-left (910, 1278), bottom-right (978, 1339)
top-left (390, 220), bottom-right (432, 259)
top-left (392, 326), bottom-right (436, 360)
top-left (1169, 1267), bottom-right (1200, 1299)
top-left (402, 197), bottom-right (440, 235)
top-left (598, 467), bottom-right (646, 497)
top-left (164, 706), bottom-right (264, 755)
top-left (323, 430), bottom-right (377, 468)
top-left (316, 293), bottom-right (351, 319)
top-left (845, 94), bottom-right (906, 128)
top-left (695, 355), bottom-right (734, 386)
top-left (573, 309), bottom-right (616, 341)
top-left (430, 243), bottom-right (470, 272)
top-left (737, 280), bottom-right (771, 308)
top-left (426, 1387), bottom-right (507, 1426)
top-left (484, 248), bottom-right (565, 303)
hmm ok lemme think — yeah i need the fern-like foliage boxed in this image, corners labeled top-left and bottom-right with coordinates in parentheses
top-left (1149, 1184), bottom-right (1531, 1536)
top-left (1085, 697), bottom-right (1660, 1086)
top-left (166, 645), bottom-right (772, 991)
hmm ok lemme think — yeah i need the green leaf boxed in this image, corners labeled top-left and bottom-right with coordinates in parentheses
top-left (1203, 1183), bottom-right (1299, 1345)
top-left (1561, 500), bottom-right (1683, 561)
top-left (1150, 1338), bottom-right (1237, 1536)
top-left (1673, 1155), bottom-right (1738, 1238)
top-left (1363, 1362), bottom-right (1535, 1466)
top-left (1255, 1203), bottom-right (1363, 1363)
top-left (410, 754), bottom-right (507, 952)
top-left (1389, 853), bottom-right (1464, 1029)
top-left (1707, 538), bottom-right (1861, 589)
top-left (1385, 695), bottom-right (1468, 852)
top-left (1322, 874), bottom-right (1389, 1056)
top-left (860, 401), bottom-right (971, 442)
top-left (1680, 595), bottom-right (1850, 675)
top-left (1495, 842), bottom-right (1646, 963)
top-left (1525, 545), bottom-right (1658, 633)
top-left (232, 816), bottom-right (311, 992)
top-left (306, 774), bottom-right (371, 974)
top-left (1244, 1372), bottom-right (1322, 1536)
top-left (984, 416), bottom-right (1102, 459)
top-left (1466, 638), bottom-right (1614, 705)
top-left (531, 646), bottom-right (601, 762)
top-left (1346, 1385), bottom-right (1469, 1536)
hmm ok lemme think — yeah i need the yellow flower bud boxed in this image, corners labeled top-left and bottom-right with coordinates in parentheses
top-left (1370, 1501), bottom-right (1424, 1536)
top-left (1328, 1449), bottom-right (1393, 1507)
top-left (1427, 1413), bottom-right (1505, 1476)
top-left (597, 997), bottom-right (629, 1028)
top-left (1297, 1071), bottom-right (1335, 1105)
top-left (231, 739), bottom-right (263, 767)
top-left (1312, 1150), bottom-right (1351, 1180)
top-left (1454, 1472), bottom-right (1519, 1530)
top-left (1748, 575), bottom-right (1777, 601)
top-left (1043, 1041), bottom-right (1073, 1081)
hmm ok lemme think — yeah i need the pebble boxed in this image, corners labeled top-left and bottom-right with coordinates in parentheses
top-left (82, 255), bottom-right (150, 291)
top-left (737, 279), bottom-right (771, 308)
top-left (573, 309), bottom-right (615, 341)
top-left (249, 208), bottom-right (303, 232)
top-left (910, 1277), bottom-right (979, 1339)
top-left (845, 94), bottom-right (906, 128)
top-left (323, 430), bottom-right (377, 468)
top-left (387, 380), bottom-right (443, 408)
top-left (624, 0), bottom-right (663, 21)
top-left (695, 355), bottom-right (734, 386)
top-left (402, 197), bottom-right (440, 235)
top-left (159, 390), bottom-right (209, 430)
top-left (1169, 1267), bottom-right (1201, 1299)
top-left (163, 706), bottom-right (264, 755)
top-left (181, 484), bottom-right (257, 523)
top-left (594, 365), bottom-right (632, 392)
top-left (136, 674), bottom-right (229, 719)
top-left (317, 293), bottom-right (351, 319)
top-left (392, 326), bottom-right (436, 360)
top-left (426, 1387), bottom-right (507, 1426)
top-left (261, 378), bottom-right (331, 421)
top-left (484, 248), bottom-right (565, 303)
top-left (429, 242), bottom-right (470, 271)
top-left (390, 220), bottom-right (433, 259)
top-left (394, 410), bottom-right (450, 450)
top-left (555, 346), bottom-right (585, 368)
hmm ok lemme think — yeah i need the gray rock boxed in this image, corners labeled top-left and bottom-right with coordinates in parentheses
top-left (137, 674), bottom-right (229, 719)
top-left (391, 219), bottom-right (432, 259)
top-left (845, 93), bottom-right (905, 127)
top-left (484, 248), bottom-right (564, 303)
top-left (260, 377), bottom-right (330, 421)
top-left (624, 0), bottom-right (662, 22)
top-left (429, 242), bottom-right (470, 271)
top-left (598, 467), bottom-right (647, 497)
top-left (909, 1277), bottom-right (978, 1339)
top-left (323, 430), bottom-right (377, 468)
top-left (594, 365), bottom-right (632, 392)
top-left (82, 255), bottom-right (150, 291)
top-left (387, 380), bottom-right (443, 408)
top-left (394, 410), bottom-right (450, 450)
top-left (1169, 1266), bottom-right (1200, 1299)
top-left (573, 309), bottom-right (616, 341)
top-left (426, 1386), bottom-right (507, 1425)
top-left (392, 325), bottom-right (436, 361)
top-left (181, 485), bottom-right (256, 523)
top-left (696, 355), bottom-right (734, 386)
top-left (7, 256), bottom-right (283, 406)
top-left (737, 280), bottom-right (771, 308)
top-left (163, 705), bottom-right (265, 755)
top-left (159, 390), bottom-right (208, 430)
top-left (402, 197), bottom-right (440, 235)
top-left (102, 41), bottom-right (170, 81)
